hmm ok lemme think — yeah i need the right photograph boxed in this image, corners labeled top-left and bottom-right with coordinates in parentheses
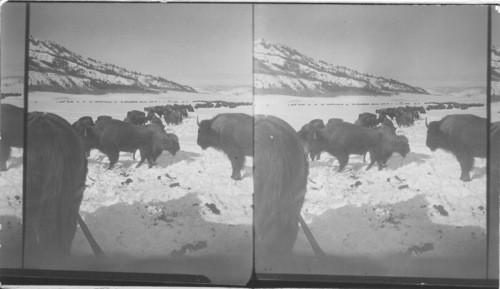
top-left (254, 5), bottom-right (489, 279)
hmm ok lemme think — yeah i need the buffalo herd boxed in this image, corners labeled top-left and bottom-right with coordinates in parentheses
top-left (298, 116), bottom-right (409, 172)
top-left (0, 100), bottom-right (496, 266)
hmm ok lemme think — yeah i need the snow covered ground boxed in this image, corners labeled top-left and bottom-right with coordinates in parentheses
top-left (255, 88), bottom-right (489, 279)
top-left (0, 86), bottom-right (494, 281)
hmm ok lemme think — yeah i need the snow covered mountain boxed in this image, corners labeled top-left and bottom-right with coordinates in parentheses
top-left (29, 36), bottom-right (196, 94)
top-left (254, 39), bottom-right (428, 97)
top-left (492, 46), bottom-right (500, 101)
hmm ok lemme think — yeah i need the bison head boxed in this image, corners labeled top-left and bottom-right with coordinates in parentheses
top-left (297, 123), bottom-right (323, 158)
top-left (164, 133), bottom-right (180, 156)
top-left (197, 116), bottom-right (220, 150)
top-left (395, 135), bottom-right (410, 157)
top-left (425, 118), bottom-right (449, 152)
top-left (152, 132), bottom-right (180, 157)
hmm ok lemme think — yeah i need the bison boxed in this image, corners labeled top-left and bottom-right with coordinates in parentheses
top-left (72, 116), bottom-right (95, 137)
top-left (25, 112), bottom-right (88, 267)
top-left (84, 119), bottom-right (177, 169)
top-left (327, 118), bottom-right (343, 127)
top-left (146, 110), bottom-right (164, 129)
top-left (395, 111), bottom-right (414, 127)
top-left (0, 104), bottom-right (24, 171)
top-left (196, 113), bottom-right (253, 180)
top-left (425, 114), bottom-right (487, 181)
top-left (124, 110), bottom-right (147, 126)
top-left (254, 115), bottom-right (308, 263)
top-left (311, 121), bottom-right (384, 172)
top-left (354, 112), bottom-right (379, 128)
top-left (96, 115), bottom-right (113, 123)
top-left (144, 123), bottom-right (180, 163)
top-left (297, 119), bottom-right (325, 161)
top-left (164, 109), bottom-right (182, 125)
top-left (374, 125), bottom-right (410, 165)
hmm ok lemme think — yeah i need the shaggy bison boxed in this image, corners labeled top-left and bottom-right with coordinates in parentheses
top-left (196, 113), bottom-right (253, 180)
top-left (25, 112), bottom-right (88, 267)
top-left (311, 121), bottom-right (384, 172)
top-left (96, 115), bottom-right (113, 123)
top-left (254, 115), bottom-right (308, 263)
top-left (124, 110), bottom-right (147, 126)
top-left (146, 110), bottom-right (164, 129)
top-left (0, 104), bottom-right (24, 171)
top-left (84, 119), bottom-right (178, 169)
top-left (354, 112), bottom-right (379, 128)
top-left (72, 116), bottom-right (95, 137)
top-left (145, 124), bottom-right (180, 163)
top-left (327, 118), bottom-right (343, 126)
top-left (426, 114), bottom-right (487, 181)
top-left (297, 119), bottom-right (325, 161)
top-left (374, 125), bottom-right (410, 165)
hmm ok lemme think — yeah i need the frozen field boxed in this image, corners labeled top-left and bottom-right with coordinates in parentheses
top-left (0, 86), bottom-right (493, 280)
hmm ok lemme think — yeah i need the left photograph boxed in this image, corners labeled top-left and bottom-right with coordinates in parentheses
top-left (24, 3), bottom-right (253, 285)
top-left (0, 2), bottom-right (26, 269)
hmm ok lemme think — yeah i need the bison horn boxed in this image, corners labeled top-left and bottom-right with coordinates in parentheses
top-left (197, 115), bottom-right (200, 126)
top-left (425, 118), bottom-right (428, 128)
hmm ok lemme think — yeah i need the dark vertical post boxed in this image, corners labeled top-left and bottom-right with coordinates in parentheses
top-left (486, 4), bottom-right (499, 281)
top-left (21, 2), bottom-right (30, 269)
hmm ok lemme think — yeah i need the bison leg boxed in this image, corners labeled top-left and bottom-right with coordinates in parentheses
top-left (0, 141), bottom-right (11, 171)
top-left (107, 149), bottom-right (119, 169)
top-left (136, 152), bottom-right (147, 168)
top-left (336, 152), bottom-right (349, 172)
top-left (229, 153), bottom-right (245, 180)
top-left (458, 154), bottom-right (474, 182)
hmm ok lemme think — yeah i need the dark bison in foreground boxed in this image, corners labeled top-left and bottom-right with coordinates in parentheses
top-left (254, 115), bottom-right (308, 263)
top-left (25, 112), bottom-right (88, 268)
top-left (312, 122), bottom-right (384, 172)
top-left (0, 104), bottom-right (24, 171)
top-left (426, 114), bottom-right (487, 181)
top-left (197, 113), bottom-right (253, 180)
top-left (85, 119), bottom-right (178, 169)
top-left (297, 119), bottom-right (325, 161)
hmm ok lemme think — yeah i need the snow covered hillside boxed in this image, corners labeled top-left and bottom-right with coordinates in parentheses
top-left (492, 46), bottom-right (500, 101)
top-left (254, 39), bottom-right (428, 97)
top-left (28, 36), bottom-right (196, 95)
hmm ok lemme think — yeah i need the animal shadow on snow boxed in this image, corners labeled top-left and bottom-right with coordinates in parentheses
top-left (385, 152), bottom-right (432, 170)
top-left (154, 150), bottom-right (201, 168)
top-left (88, 151), bottom-right (201, 170)
top-left (309, 156), bottom-right (369, 172)
top-left (294, 194), bottom-right (487, 278)
top-left (0, 215), bottom-right (23, 268)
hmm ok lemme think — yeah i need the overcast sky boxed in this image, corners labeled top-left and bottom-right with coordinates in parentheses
top-left (256, 5), bottom-right (488, 89)
top-left (493, 6), bottom-right (500, 48)
top-left (1, 3), bottom-right (26, 78)
top-left (30, 3), bottom-right (252, 87)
